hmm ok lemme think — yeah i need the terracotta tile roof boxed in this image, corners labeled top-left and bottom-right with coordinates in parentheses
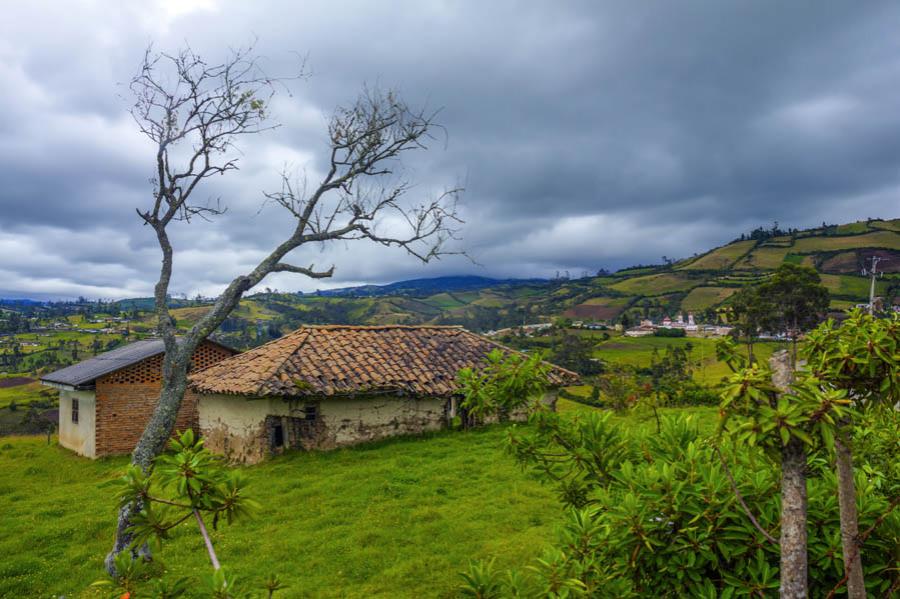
top-left (189, 325), bottom-right (579, 398)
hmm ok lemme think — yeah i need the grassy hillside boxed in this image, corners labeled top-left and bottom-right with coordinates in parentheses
top-left (678, 239), bottom-right (757, 270)
top-left (555, 218), bottom-right (899, 326)
top-left (680, 286), bottom-right (738, 311)
top-left (0, 425), bottom-right (557, 597)
top-left (608, 272), bottom-right (700, 295)
top-left (0, 406), bottom-right (711, 598)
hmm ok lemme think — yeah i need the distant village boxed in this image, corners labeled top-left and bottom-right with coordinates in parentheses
top-left (485, 312), bottom-right (735, 339)
top-left (619, 312), bottom-right (734, 338)
top-left (0, 316), bottom-right (134, 338)
top-left (485, 293), bottom-right (900, 341)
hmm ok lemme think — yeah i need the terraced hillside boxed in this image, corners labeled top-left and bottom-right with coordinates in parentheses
top-left (554, 217), bottom-right (899, 326)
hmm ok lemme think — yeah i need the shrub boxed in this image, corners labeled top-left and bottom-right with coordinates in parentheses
top-left (653, 327), bottom-right (686, 337)
top-left (457, 349), bottom-right (550, 426)
top-left (496, 412), bottom-right (899, 597)
top-left (670, 381), bottom-right (720, 406)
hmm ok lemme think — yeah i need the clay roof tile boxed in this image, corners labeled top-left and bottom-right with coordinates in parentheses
top-left (189, 325), bottom-right (578, 398)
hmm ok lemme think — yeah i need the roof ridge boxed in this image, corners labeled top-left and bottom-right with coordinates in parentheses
top-left (236, 326), bottom-right (310, 352)
top-left (231, 329), bottom-right (312, 396)
top-left (262, 328), bottom-right (315, 395)
top-left (289, 324), bottom-right (465, 330)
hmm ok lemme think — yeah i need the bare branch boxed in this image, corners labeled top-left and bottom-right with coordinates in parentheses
top-left (131, 42), bottom-right (305, 230)
top-left (182, 86), bottom-right (466, 348)
top-left (270, 263), bottom-right (335, 278)
top-left (714, 445), bottom-right (780, 546)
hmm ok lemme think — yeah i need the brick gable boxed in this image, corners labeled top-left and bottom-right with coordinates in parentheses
top-left (93, 341), bottom-right (233, 456)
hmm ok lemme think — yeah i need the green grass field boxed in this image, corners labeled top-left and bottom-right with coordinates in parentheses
top-left (0, 424), bottom-right (563, 598)
top-left (423, 293), bottom-right (470, 310)
top-left (557, 397), bottom-right (719, 431)
top-left (608, 273), bottom-right (698, 296)
top-left (735, 245), bottom-right (790, 269)
top-left (0, 378), bottom-right (46, 409)
top-left (471, 294), bottom-right (510, 308)
top-left (680, 287), bottom-right (738, 311)
top-left (0, 403), bottom-right (722, 598)
top-left (870, 218), bottom-right (900, 232)
top-left (0, 403), bottom-right (692, 598)
top-left (758, 236), bottom-right (793, 247)
top-left (592, 335), bottom-right (786, 386)
top-left (0, 377), bottom-right (57, 435)
top-left (831, 221), bottom-right (872, 235)
top-left (819, 274), bottom-right (887, 300)
top-left (829, 299), bottom-right (857, 311)
top-left (792, 230), bottom-right (900, 252)
top-left (734, 229), bottom-right (899, 271)
top-left (678, 240), bottom-right (756, 271)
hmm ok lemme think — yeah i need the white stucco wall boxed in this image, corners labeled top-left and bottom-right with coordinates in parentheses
top-left (199, 395), bottom-right (275, 463)
top-left (58, 389), bottom-right (97, 458)
top-left (198, 389), bottom-right (559, 464)
top-left (320, 395), bottom-right (446, 446)
top-left (199, 393), bottom-right (447, 463)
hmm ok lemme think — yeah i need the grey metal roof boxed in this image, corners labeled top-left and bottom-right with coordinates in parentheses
top-left (41, 339), bottom-right (167, 388)
top-left (40, 338), bottom-right (236, 388)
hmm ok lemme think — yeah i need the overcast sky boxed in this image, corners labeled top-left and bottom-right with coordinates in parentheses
top-left (1, 1), bottom-right (899, 299)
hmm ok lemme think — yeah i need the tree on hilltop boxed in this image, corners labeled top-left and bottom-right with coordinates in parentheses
top-left (755, 264), bottom-right (829, 362)
top-left (729, 263), bottom-right (829, 364)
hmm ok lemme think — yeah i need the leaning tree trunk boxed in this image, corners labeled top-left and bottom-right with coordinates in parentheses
top-left (771, 350), bottom-right (808, 599)
top-left (834, 428), bottom-right (866, 599)
top-left (105, 346), bottom-right (192, 574)
top-left (105, 270), bottom-right (255, 574)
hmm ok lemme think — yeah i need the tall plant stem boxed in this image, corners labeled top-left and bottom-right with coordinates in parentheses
top-left (194, 509), bottom-right (221, 571)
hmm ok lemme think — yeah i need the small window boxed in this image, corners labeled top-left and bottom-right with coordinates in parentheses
top-left (303, 405), bottom-right (318, 421)
top-left (272, 422), bottom-right (284, 448)
top-left (71, 398), bottom-right (79, 424)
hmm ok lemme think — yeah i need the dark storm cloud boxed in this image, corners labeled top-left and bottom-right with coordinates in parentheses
top-left (1, 0), bottom-right (899, 299)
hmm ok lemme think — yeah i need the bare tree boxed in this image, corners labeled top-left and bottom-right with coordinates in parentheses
top-left (106, 44), bottom-right (463, 572)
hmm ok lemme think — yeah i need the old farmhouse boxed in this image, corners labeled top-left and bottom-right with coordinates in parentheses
top-left (40, 339), bottom-right (237, 458)
top-left (189, 325), bottom-right (578, 464)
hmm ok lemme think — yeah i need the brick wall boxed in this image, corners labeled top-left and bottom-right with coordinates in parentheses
top-left (93, 341), bottom-right (233, 457)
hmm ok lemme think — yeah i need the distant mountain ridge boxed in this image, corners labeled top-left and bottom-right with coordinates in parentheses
top-left (309, 275), bottom-right (547, 297)
top-left (0, 277), bottom-right (546, 305)
top-left (0, 299), bottom-right (46, 306)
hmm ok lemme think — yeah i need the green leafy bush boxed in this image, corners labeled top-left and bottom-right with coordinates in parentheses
top-left (457, 349), bottom-right (550, 426)
top-left (484, 411), bottom-right (899, 597)
top-left (653, 327), bottom-right (686, 338)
